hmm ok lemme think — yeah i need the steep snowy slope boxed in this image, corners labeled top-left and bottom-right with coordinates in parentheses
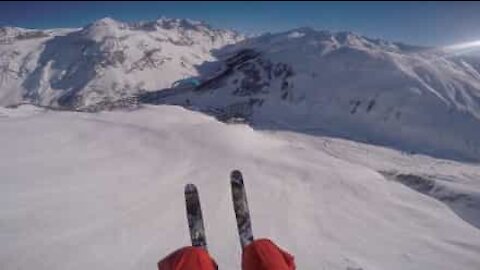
top-left (0, 27), bottom-right (62, 105)
top-left (275, 131), bottom-right (480, 229)
top-left (156, 28), bottom-right (480, 161)
top-left (1, 105), bottom-right (480, 270)
top-left (0, 17), bottom-right (242, 107)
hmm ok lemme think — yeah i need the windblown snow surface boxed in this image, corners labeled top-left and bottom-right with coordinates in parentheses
top-left (1, 105), bottom-right (479, 270)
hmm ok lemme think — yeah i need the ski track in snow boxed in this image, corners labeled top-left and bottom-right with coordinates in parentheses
top-left (0, 104), bottom-right (480, 270)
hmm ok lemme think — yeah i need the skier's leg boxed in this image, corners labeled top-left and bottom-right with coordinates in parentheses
top-left (158, 246), bottom-right (217, 270)
top-left (242, 239), bottom-right (295, 270)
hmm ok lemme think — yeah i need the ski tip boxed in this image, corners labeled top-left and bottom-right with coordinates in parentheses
top-left (231, 170), bottom-right (243, 183)
top-left (185, 183), bottom-right (197, 193)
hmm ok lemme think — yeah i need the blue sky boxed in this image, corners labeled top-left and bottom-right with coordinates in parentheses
top-left (1, 1), bottom-right (479, 46)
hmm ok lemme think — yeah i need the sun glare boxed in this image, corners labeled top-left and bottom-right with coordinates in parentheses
top-left (444, 40), bottom-right (480, 52)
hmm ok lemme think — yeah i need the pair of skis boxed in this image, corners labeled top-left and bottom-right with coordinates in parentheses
top-left (184, 170), bottom-right (253, 250)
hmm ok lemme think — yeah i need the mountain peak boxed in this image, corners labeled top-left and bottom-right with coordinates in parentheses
top-left (0, 26), bottom-right (26, 36)
top-left (83, 17), bottom-right (128, 32)
top-left (91, 17), bottom-right (122, 27)
top-left (81, 17), bottom-right (126, 41)
top-left (151, 17), bottom-right (211, 31)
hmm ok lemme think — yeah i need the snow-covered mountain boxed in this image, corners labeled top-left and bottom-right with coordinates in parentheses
top-left (153, 28), bottom-right (480, 162)
top-left (0, 17), bottom-right (242, 107)
top-left (1, 19), bottom-right (480, 160)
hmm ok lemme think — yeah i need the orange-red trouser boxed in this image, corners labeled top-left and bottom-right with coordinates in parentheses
top-left (158, 238), bottom-right (295, 270)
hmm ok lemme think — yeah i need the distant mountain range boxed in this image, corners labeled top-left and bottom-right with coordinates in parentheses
top-left (1, 17), bottom-right (480, 161)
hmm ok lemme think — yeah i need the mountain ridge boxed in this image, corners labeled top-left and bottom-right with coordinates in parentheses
top-left (1, 17), bottom-right (480, 162)
top-left (144, 26), bottom-right (480, 162)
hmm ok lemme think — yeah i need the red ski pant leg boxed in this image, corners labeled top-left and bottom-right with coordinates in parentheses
top-left (242, 239), bottom-right (295, 270)
top-left (158, 246), bottom-right (217, 270)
